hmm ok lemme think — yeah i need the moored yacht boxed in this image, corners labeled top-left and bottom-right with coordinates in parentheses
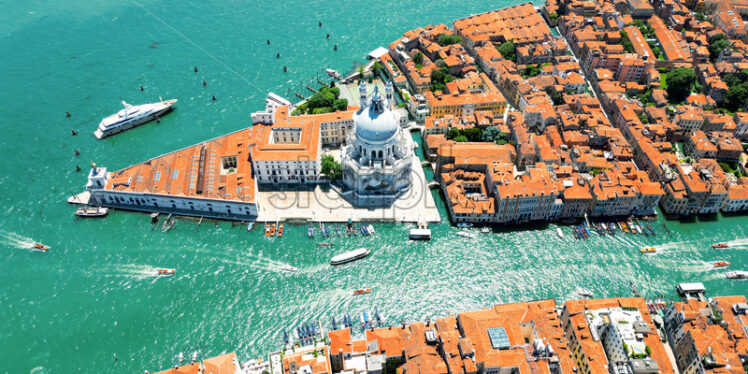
top-left (94, 99), bottom-right (177, 139)
top-left (75, 206), bottom-right (109, 217)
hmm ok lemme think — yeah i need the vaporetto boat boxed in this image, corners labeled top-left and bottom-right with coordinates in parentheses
top-left (330, 248), bottom-right (370, 265)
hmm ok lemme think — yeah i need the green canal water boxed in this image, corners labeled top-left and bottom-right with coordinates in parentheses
top-left (1, 0), bottom-right (746, 372)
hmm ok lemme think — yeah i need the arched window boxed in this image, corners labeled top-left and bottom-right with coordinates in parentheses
top-left (371, 150), bottom-right (376, 159)
top-left (378, 150), bottom-right (383, 158)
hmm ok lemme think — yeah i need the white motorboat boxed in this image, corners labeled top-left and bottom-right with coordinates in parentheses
top-left (578, 288), bottom-right (593, 297)
top-left (75, 206), bottom-right (109, 217)
top-left (556, 228), bottom-right (564, 238)
top-left (280, 264), bottom-right (298, 272)
top-left (94, 99), bottom-right (177, 139)
top-left (330, 248), bottom-right (370, 265)
top-left (725, 271), bottom-right (747, 279)
top-left (456, 231), bottom-right (475, 238)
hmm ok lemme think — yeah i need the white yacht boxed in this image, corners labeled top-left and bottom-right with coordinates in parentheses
top-left (94, 99), bottom-right (177, 139)
top-left (330, 248), bottom-right (370, 265)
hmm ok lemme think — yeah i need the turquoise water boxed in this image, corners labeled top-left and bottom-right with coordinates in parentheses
top-left (1, 0), bottom-right (746, 373)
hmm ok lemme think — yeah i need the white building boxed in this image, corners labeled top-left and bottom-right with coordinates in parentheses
top-left (340, 81), bottom-right (414, 206)
top-left (251, 92), bottom-right (293, 125)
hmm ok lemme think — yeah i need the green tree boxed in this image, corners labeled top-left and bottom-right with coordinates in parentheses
top-left (482, 126), bottom-right (502, 142)
top-left (413, 51), bottom-right (424, 65)
top-left (437, 34), bottom-right (461, 46)
top-left (329, 86), bottom-right (340, 97)
top-left (620, 30), bottom-right (634, 53)
top-left (549, 13), bottom-right (558, 21)
top-left (463, 127), bottom-right (482, 142)
top-left (694, 12), bottom-right (705, 21)
top-left (497, 41), bottom-right (516, 62)
top-left (708, 34), bottom-right (731, 61)
top-left (372, 61), bottom-right (384, 77)
top-left (321, 154), bottom-right (342, 181)
top-left (435, 58), bottom-right (447, 70)
top-left (333, 98), bottom-right (348, 111)
top-left (453, 135), bottom-right (468, 142)
top-left (666, 68), bottom-right (697, 103)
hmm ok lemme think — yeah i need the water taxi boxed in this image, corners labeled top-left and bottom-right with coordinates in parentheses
top-left (330, 248), bottom-right (370, 265)
top-left (725, 270), bottom-right (747, 280)
top-left (33, 243), bottom-right (50, 252)
top-left (278, 224), bottom-right (284, 237)
top-left (270, 224), bottom-right (276, 237)
top-left (640, 247), bottom-right (657, 254)
top-left (712, 243), bottom-right (729, 249)
top-left (353, 288), bottom-right (371, 295)
top-left (156, 268), bottom-right (175, 276)
top-left (265, 223), bottom-right (271, 236)
top-left (713, 261), bottom-right (730, 268)
top-left (75, 206), bottom-right (109, 217)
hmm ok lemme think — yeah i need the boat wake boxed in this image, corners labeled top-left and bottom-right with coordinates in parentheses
top-left (1, 231), bottom-right (40, 251)
top-left (114, 264), bottom-right (171, 280)
top-left (219, 255), bottom-right (298, 273)
top-left (725, 238), bottom-right (748, 248)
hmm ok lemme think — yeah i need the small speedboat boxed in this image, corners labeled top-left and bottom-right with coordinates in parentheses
top-left (75, 206), bottom-right (109, 217)
top-left (712, 243), bottom-right (729, 249)
top-left (578, 288), bottom-right (593, 297)
top-left (353, 288), bottom-right (371, 295)
top-left (457, 231), bottom-right (475, 238)
top-left (156, 268), bottom-right (175, 276)
top-left (318, 242), bottom-right (333, 247)
top-left (481, 227), bottom-right (491, 234)
top-left (713, 261), bottom-right (730, 268)
top-left (640, 247), bottom-right (657, 254)
top-left (33, 243), bottom-right (50, 252)
top-left (556, 228), bottom-right (564, 238)
top-left (279, 264), bottom-right (298, 272)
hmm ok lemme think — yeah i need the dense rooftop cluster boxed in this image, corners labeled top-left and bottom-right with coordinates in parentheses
top-left (375, 0), bottom-right (748, 224)
top-left (152, 295), bottom-right (748, 374)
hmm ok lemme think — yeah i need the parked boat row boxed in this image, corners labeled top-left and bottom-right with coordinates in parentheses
top-left (570, 218), bottom-right (657, 240)
top-left (264, 222), bottom-right (284, 237)
top-left (307, 221), bottom-right (375, 238)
